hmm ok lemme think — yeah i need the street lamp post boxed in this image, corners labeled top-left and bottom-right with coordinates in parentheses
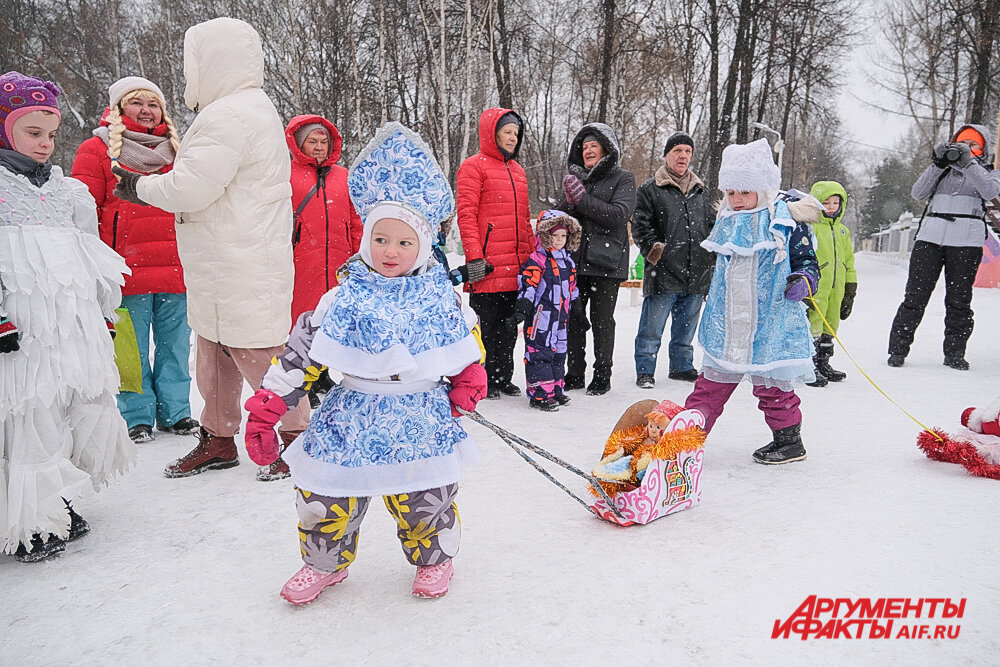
top-left (752, 121), bottom-right (784, 175)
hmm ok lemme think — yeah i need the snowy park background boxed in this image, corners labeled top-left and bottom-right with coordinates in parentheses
top-left (3, 251), bottom-right (999, 665)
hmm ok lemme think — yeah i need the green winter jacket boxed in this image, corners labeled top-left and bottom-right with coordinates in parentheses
top-left (807, 181), bottom-right (857, 337)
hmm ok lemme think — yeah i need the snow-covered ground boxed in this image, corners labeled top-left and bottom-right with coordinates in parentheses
top-left (3, 252), bottom-right (999, 665)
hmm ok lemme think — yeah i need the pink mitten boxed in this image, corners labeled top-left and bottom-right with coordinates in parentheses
top-left (244, 388), bottom-right (289, 465)
top-left (563, 175), bottom-right (586, 205)
top-left (448, 363), bottom-right (487, 417)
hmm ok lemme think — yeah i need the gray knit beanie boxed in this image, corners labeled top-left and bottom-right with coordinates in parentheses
top-left (294, 122), bottom-right (328, 149)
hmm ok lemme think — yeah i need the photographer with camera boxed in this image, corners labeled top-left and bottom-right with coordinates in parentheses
top-left (888, 124), bottom-right (1000, 370)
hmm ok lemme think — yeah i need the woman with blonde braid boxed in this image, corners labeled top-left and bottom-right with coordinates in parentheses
top-left (72, 77), bottom-right (198, 443)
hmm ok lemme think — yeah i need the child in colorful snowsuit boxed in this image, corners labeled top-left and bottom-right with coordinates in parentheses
top-left (0, 72), bottom-right (134, 562)
top-left (507, 210), bottom-right (581, 411)
top-left (804, 181), bottom-right (857, 387)
top-left (684, 139), bottom-right (820, 465)
top-left (242, 123), bottom-right (487, 605)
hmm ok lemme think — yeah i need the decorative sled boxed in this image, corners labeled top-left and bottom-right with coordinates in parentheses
top-left (589, 399), bottom-right (706, 526)
top-left (917, 402), bottom-right (1000, 480)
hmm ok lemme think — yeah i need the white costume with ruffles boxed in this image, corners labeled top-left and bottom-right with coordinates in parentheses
top-left (0, 165), bottom-right (134, 553)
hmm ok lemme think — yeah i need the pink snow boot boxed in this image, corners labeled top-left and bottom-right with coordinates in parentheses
top-left (279, 564), bottom-right (349, 606)
top-left (411, 559), bottom-right (454, 598)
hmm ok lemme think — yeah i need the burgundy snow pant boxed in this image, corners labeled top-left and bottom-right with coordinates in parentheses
top-left (685, 375), bottom-right (801, 434)
top-left (295, 484), bottom-right (460, 574)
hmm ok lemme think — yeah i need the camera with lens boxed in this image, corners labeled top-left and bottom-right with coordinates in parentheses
top-left (943, 145), bottom-right (962, 164)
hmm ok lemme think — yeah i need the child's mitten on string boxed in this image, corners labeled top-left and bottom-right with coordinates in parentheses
top-left (784, 272), bottom-right (811, 302)
top-left (448, 363), bottom-right (487, 417)
top-left (244, 388), bottom-right (289, 465)
top-left (0, 317), bottom-right (19, 353)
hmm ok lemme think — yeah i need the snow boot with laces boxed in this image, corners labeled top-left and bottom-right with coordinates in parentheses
top-left (256, 431), bottom-right (298, 482)
top-left (752, 423), bottom-right (807, 465)
top-left (164, 427), bottom-right (239, 478)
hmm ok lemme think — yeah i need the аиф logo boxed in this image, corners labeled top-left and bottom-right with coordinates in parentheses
top-left (772, 596), bottom-right (965, 640)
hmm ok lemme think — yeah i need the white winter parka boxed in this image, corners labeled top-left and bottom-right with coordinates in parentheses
top-left (136, 17), bottom-right (294, 348)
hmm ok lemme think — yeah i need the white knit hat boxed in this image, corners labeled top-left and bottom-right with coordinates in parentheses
top-left (108, 76), bottom-right (165, 110)
top-left (717, 138), bottom-right (781, 192)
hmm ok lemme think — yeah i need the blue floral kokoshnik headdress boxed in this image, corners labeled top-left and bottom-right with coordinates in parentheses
top-left (347, 121), bottom-right (455, 236)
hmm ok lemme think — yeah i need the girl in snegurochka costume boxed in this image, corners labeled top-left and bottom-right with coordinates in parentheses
top-left (242, 122), bottom-right (488, 605)
top-left (0, 72), bottom-right (134, 562)
top-left (684, 138), bottom-right (821, 465)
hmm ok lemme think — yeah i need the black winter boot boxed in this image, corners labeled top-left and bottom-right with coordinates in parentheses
top-left (14, 533), bottom-right (66, 562)
top-left (813, 334), bottom-right (845, 382)
top-left (752, 424), bottom-right (807, 465)
top-left (63, 498), bottom-right (90, 541)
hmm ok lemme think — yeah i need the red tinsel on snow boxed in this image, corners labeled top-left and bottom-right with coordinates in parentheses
top-left (916, 429), bottom-right (1000, 480)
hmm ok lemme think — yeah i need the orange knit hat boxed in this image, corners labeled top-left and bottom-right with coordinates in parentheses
top-left (955, 127), bottom-right (985, 156)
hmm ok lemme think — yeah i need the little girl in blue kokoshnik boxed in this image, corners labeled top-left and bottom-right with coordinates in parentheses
top-left (242, 122), bottom-right (488, 605)
top-left (684, 138), bottom-right (821, 465)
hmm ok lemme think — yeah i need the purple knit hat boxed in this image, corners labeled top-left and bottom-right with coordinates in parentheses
top-left (0, 71), bottom-right (61, 151)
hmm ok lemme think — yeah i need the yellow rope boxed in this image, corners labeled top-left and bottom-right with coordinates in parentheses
top-left (802, 281), bottom-right (943, 442)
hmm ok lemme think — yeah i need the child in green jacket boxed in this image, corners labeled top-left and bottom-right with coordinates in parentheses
top-left (806, 181), bottom-right (857, 386)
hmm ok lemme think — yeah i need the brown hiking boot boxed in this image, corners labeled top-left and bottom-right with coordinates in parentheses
top-left (164, 427), bottom-right (239, 478)
top-left (256, 431), bottom-right (300, 482)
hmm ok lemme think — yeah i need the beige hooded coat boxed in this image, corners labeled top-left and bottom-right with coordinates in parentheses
top-left (136, 17), bottom-right (294, 348)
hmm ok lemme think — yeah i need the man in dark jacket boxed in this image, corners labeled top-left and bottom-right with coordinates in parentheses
top-left (631, 131), bottom-right (715, 388)
top-left (556, 123), bottom-right (636, 395)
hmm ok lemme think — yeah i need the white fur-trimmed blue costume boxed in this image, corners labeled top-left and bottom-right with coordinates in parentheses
top-left (698, 198), bottom-right (815, 389)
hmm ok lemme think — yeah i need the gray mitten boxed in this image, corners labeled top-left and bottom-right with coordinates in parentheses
top-left (112, 165), bottom-right (148, 206)
top-left (955, 142), bottom-right (975, 168)
top-left (465, 258), bottom-right (488, 283)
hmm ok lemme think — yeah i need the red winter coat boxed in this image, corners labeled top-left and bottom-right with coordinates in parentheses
top-left (456, 107), bottom-right (534, 293)
top-left (286, 115), bottom-right (362, 322)
top-left (71, 111), bottom-right (184, 295)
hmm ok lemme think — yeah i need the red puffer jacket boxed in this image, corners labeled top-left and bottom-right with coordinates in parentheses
top-left (71, 111), bottom-right (184, 295)
top-left (286, 114), bottom-right (362, 322)
top-left (456, 107), bottom-right (534, 293)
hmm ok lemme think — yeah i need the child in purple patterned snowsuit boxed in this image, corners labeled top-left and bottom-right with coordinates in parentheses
top-left (508, 210), bottom-right (582, 411)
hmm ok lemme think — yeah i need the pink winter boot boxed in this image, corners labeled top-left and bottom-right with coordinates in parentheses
top-left (411, 559), bottom-right (454, 598)
top-left (280, 564), bottom-right (349, 606)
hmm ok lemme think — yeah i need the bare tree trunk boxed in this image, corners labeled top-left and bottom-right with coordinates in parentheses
top-left (597, 0), bottom-right (616, 123)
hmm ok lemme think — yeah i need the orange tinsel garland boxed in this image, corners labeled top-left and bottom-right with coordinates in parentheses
top-left (591, 425), bottom-right (706, 498)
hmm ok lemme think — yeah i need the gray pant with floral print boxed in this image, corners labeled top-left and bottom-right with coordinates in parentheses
top-left (295, 484), bottom-right (461, 574)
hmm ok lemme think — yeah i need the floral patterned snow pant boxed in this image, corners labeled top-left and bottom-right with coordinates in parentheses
top-left (295, 483), bottom-right (460, 574)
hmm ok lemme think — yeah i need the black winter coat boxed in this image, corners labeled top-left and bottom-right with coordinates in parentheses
top-left (555, 123), bottom-right (637, 281)
top-left (631, 175), bottom-right (715, 296)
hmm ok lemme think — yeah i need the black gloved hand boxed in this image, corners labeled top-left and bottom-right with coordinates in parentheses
top-left (506, 297), bottom-right (532, 332)
top-left (112, 165), bottom-right (148, 206)
top-left (0, 317), bottom-right (20, 353)
top-left (932, 143), bottom-right (951, 168)
top-left (955, 142), bottom-right (975, 168)
top-left (840, 282), bottom-right (857, 320)
top-left (570, 299), bottom-right (590, 332)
